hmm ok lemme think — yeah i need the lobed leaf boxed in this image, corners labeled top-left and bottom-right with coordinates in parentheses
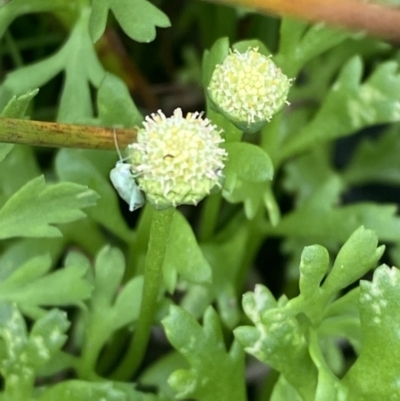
top-left (0, 254), bottom-right (93, 314)
top-left (234, 285), bottom-right (318, 400)
top-left (0, 8), bottom-right (105, 123)
top-left (222, 143), bottom-right (274, 218)
top-left (55, 149), bottom-right (132, 242)
top-left (89, 0), bottom-right (170, 43)
top-left (322, 226), bottom-right (384, 295)
top-left (97, 73), bottom-right (143, 127)
top-left (280, 57), bottom-right (400, 160)
top-left (163, 306), bottom-right (246, 401)
top-left (342, 265), bottom-right (400, 400)
top-left (81, 246), bottom-right (143, 373)
top-left (0, 175), bottom-right (98, 240)
top-left (163, 211), bottom-right (212, 293)
top-left (0, 303), bottom-right (69, 399)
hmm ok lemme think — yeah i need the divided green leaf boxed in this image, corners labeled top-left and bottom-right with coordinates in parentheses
top-left (89, 0), bottom-right (170, 43)
top-left (0, 176), bottom-right (98, 240)
top-left (163, 306), bottom-right (246, 401)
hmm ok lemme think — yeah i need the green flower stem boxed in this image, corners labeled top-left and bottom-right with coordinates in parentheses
top-left (111, 207), bottom-right (175, 380)
top-left (198, 192), bottom-right (223, 242)
top-left (235, 209), bottom-right (265, 295)
top-left (0, 118), bottom-right (136, 149)
top-left (261, 113), bottom-right (283, 167)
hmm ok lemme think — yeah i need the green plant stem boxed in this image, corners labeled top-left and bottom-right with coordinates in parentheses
top-left (111, 207), bottom-right (175, 380)
top-left (198, 193), bottom-right (223, 242)
top-left (235, 209), bottom-right (265, 295)
top-left (0, 118), bottom-right (137, 149)
top-left (261, 113), bottom-right (283, 167)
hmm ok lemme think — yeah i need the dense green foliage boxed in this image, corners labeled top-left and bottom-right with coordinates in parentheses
top-left (1, 1), bottom-right (400, 400)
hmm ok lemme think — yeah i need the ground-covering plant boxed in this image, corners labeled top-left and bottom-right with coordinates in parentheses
top-left (0, 1), bottom-right (400, 400)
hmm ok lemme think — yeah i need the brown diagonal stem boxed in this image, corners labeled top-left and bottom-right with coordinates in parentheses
top-left (0, 118), bottom-right (137, 149)
top-left (204, 0), bottom-right (400, 42)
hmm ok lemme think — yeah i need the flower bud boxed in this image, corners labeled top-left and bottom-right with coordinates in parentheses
top-left (128, 108), bottom-right (227, 209)
top-left (208, 47), bottom-right (291, 133)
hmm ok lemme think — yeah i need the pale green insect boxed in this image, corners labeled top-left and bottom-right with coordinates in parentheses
top-left (109, 132), bottom-right (145, 212)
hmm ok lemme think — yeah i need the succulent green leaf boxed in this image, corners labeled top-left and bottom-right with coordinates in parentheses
top-left (26, 308), bottom-right (70, 369)
top-left (111, 276), bottom-right (143, 329)
top-left (298, 244), bottom-right (329, 297)
top-left (88, 0), bottom-right (108, 42)
top-left (91, 246), bottom-right (143, 330)
top-left (222, 143), bottom-right (274, 218)
top-left (343, 265), bottom-right (400, 400)
top-left (0, 303), bottom-right (69, 399)
top-left (89, 0), bottom-right (170, 43)
top-left (0, 255), bottom-right (92, 311)
top-left (163, 306), bottom-right (246, 401)
top-left (234, 284), bottom-right (318, 400)
top-left (322, 226), bottom-right (384, 295)
top-left (93, 246), bottom-right (125, 307)
top-left (97, 73), bottom-right (143, 127)
top-left (223, 143), bottom-right (274, 191)
top-left (0, 175), bottom-right (98, 240)
top-left (280, 57), bottom-right (400, 159)
top-left (163, 211), bottom-right (212, 293)
top-left (139, 352), bottom-right (189, 400)
top-left (223, 180), bottom-right (271, 219)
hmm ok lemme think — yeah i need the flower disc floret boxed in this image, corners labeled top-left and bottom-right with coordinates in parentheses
top-left (128, 108), bottom-right (227, 209)
top-left (208, 47), bottom-right (291, 132)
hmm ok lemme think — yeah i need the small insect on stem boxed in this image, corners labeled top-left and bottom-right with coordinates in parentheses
top-left (109, 130), bottom-right (146, 211)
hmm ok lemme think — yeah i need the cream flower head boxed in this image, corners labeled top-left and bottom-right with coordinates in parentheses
top-left (128, 108), bottom-right (227, 209)
top-left (208, 47), bottom-right (291, 133)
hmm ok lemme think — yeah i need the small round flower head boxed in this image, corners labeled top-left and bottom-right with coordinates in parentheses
top-left (208, 47), bottom-right (291, 133)
top-left (128, 108), bottom-right (227, 209)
